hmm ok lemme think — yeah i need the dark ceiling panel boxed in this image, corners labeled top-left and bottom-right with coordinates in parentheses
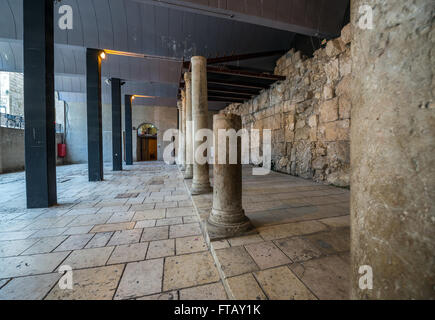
top-left (0, 0), bottom-right (16, 39)
top-left (93, 0), bottom-right (114, 49)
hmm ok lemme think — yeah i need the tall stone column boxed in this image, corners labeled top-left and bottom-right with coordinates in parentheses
top-left (177, 97), bottom-right (185, 170)
top-left (191, 56), bottom-right (212, 194)
top-left (184, 72), bottom-right (193, 179)
top-left (207, 113), bottom-right (253, 238)
top-left (350, 0), bottom-right (434, 299)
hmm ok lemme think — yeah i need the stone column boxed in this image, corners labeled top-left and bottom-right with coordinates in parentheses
top-left (207, 113), bottom-right (253, 238)
top-left (191, 56), bottom-right (212, 194)
top-left (184, 72), bottom-right (193, 179)
top-left (177, 99), bottom-right (185, 170)
top-left (350, 0), bottom-right (434, 299)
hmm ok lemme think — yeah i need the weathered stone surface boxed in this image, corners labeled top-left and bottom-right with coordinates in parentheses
top-left (320, 98), bottom-right (339, 123)
top-left (350, 0), bottom-right (435, 300)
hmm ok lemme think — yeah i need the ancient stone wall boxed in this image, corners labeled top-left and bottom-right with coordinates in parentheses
top-left (222, 25), bottom-right (352, 186)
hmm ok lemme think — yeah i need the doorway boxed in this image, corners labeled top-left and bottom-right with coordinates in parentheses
top-left (137, 123), bottom-right (158, 161)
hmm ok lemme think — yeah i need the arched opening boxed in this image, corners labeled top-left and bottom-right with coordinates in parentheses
top-left (137, 123), bottom-right (158, 161)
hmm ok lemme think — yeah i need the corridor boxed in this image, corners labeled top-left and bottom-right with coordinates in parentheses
top-left (0, 162), bottom-right (349, 300)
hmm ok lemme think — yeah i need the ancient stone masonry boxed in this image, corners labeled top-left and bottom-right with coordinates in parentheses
top-left (222, 24), bottom-right (353, 187)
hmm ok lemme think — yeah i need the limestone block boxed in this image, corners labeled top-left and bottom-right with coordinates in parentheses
top-left (336, 75), bottom-right (351, 97)
top-left (295, 127), bottom-right (310, 141)
top-left (312, 156), bottom-right (328, 170)
top-left (339, 96), bottom-right (351, 119)
top-left (340, 24), bottom-right (352, 45)
top-left (339, 54), bottom-right (352, 77)
top-left (308, 115), bottom-right (318, 128)
top-left (325, 59), bottom-right (340, 84)
top-left (326, 39), bottom-right (346, 57)
top-left (320, 98), bottom-right (339, 123)
top-left (323, 85), bottom-right (335, 100)
top-left (319, 120), bottom-right (350, 141)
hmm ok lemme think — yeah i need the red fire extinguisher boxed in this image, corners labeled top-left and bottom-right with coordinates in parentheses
top-left (58, 143), bottom-right (66, 158)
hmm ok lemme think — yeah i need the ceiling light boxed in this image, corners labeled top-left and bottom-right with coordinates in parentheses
top-left (100, 51), bottom-right (106, 60)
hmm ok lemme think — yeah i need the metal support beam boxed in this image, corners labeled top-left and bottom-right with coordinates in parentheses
top-left (23, 0), bottom-right (57, 208)
top-left (111, 78), bottom-right (122, 171)
top-left (86, 48), bottom-right (104, 181)
top-left (207, 66), bottom-right (286, 81)
top-left (124, 95), bottom-right (133, 165)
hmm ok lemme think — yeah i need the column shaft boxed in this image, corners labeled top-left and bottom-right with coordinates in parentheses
top-left (350, 0), bottom-right (434, 299)
top-left (23, 0), bottom-right (57, 208)
top-left (207, 113), bottom-right (252, 238)
top-left (191, 56), bottom-right (212, 194)
top-left (184, 72), bottom-right (193, 179)
top-left (86, 48), bottom-right (103, 181)
top-left (111, 78), bottom-right (122, 171)
top-left (124, 95), bottom-right (133, 165)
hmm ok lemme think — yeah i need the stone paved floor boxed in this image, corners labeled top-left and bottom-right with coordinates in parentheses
top-left (188, 166), bottom-right (350, 300)
top-left (0, 162), bottom-right (350, 300)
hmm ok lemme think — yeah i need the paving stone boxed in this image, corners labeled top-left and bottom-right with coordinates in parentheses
top-left (61, 246), bottom-right (114, 269)
top-left (274, 237), bottom-right (322, 262)
top-left (214, 246), bottom-right (259, 278)
top-left (176, 235), bottom-right (208, 255)
top-left (107, 242), bottom-right (149, 264)
top-left (155, 202), bottom-right (178, 209)
top-left (0, 231), bottom-right (36, 241)
top-left (228, 234), bottom-right (265, 247)
top-left (211, 239), bottom-right (230, 250)
top-left (107, 229), bottom-right (143, 246)
top-left (46, 264), bottom-right (124, 300)
top-left (169, 223), bottom-right (201, 238)
top-left (155, 217), bottom-right (183, 226)
top-left (106, 212), bottom-right (134, 224)
top-left (0, 251), bottom-right (70, 278)
top-left (226, 273), bottom-right (268, 300)
top-left (182, 216), bottom-right (199, 224)
top-left (97, 205), bottom-right (130, 213)
top-left (140, 226), bottom-right (169, 242)
top-left (258, 220), bottom-right (327, 241)
top-left (132, 209), bottom-right (166, 221)
top-left (137, 291), bottom-right (178, 300)
top-left (63, 225), bottom-right (94, 236)
top-left (0, 279), bottom-right (9, 289)
top-left (290, 255), bottom-right (349, 299)
top-left (319, 215), bottom-right (350, 228)
top-left (0, 273), bottom-right (61, 300)
top-left (0, 238), bottom-right (40, 257)
top-left (146, 239), bottom-right (175, 259)
top-left (54, 234), bottom-right (94, 251)
top-left (67, 213), bottom-right (113, 227)
top-left (179, 282), bottom-right (227, 300)
top-left (90, 222), bottom-right (136, 233)
top-left (114, 259), bottom-right (163, 300)
top-left (29, 228), bottom-right (68, 238)
top-left (23, 236), bottom-right (68, 255)
top-left (166, 207), bottom-right (196, 218)
top-left (85, 232), bottom-right (113, 249)
top-left (244, 241), bottom-right (292, 270)
top-left (254, 266), bottom-right (316, 300)
top-left (129, 204), bottom-right (156, 211)
top-left (135, 220), bottom-right (156, 228)
top-left (163, 252), bottom-right (220, 291)
top-left (303, 229), bottom-right (350, 254)
top-left (65, 208), bottom-right (99, 216)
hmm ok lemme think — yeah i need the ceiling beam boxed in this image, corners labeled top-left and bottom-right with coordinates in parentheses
top-left (208, 88), bottom-right (256, 97)
top-left (207, 80), bottom-right (268, 90)
top-left (207, 66), bottom-right (286, 81)
top-left (208, 96), bottom-right (247, 103)
top-left (182, 50), bottom-right (288, 69)
top-left (208, 91), bottom-right (253, 100)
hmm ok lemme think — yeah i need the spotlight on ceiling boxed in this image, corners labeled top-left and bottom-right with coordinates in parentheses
top-left (100, 51), bottom-right (106, 60)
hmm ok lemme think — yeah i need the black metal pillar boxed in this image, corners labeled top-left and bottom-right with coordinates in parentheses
top-left (124, 95), bottom-right (133, 165)
top-left (23, 0), bottom-right (57, 208)
top-left (86, 48), bottom-right (104, 181)
top-left (111, 78), bottom-right (122, 171)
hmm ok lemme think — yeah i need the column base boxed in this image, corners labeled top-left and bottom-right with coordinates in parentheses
top-left (191, 182), bottom-right (212, 195)
top-left (206, 214), bottom-right (255, 240)
top-left (179, 164), bottom-right (186, 171)
top-left (184, 165), bottom-right (193, 179)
